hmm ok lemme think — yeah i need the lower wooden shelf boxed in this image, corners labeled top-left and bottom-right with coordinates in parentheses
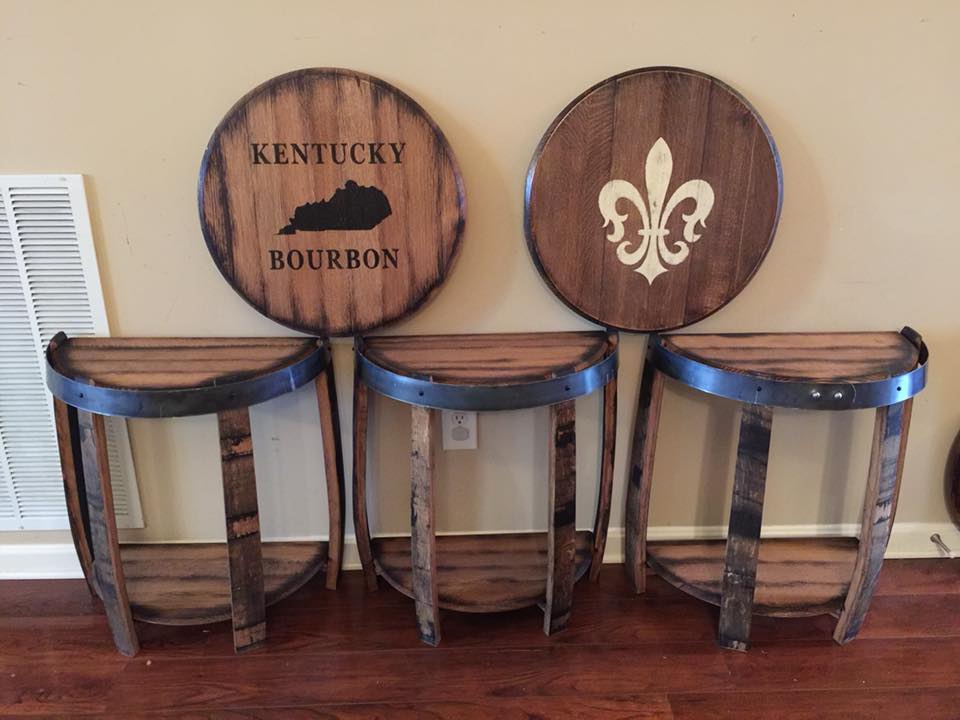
top-left (372, 531), bottom-right (594, 613)
top-left (647, 537), bottom-right (859, 617)
top-left (119, 541), bottom-right (328, 625)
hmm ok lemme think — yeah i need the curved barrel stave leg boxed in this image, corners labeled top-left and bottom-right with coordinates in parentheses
top-left (545, 399), bottom-right (577, 634)
top-left (315, 362), bottom-right (345, 590)
top-left (410, 405), bottom-right (440, 646)
top-left (590, 377), bottom-right (617, 581)
top-left (833, 399), bottom-right (913, 644)
top-left (53, 398), bottom-right (96, 595)
top-left (352, 364), bottom-right (379, 591)
top-left (77, 410), bottom-right (139, 657)
top-left (217, 406), bottom-right (266, 652)
top-left (624, 348), bottom-right (665, 594)
top-left (718, 403), bottom-right (774, 652)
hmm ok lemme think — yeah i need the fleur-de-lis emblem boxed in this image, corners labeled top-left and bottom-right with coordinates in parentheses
top-left (598, 137), bottom-right (715, 284)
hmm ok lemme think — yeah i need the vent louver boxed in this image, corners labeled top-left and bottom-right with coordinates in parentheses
top-left (0, 175), bottom-right (141, 530)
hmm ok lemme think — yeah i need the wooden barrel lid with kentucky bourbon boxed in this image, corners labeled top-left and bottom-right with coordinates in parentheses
top-left (524, 67), bottom-right (783, 332)
top-left (199, 68), bottom-right (465, 337)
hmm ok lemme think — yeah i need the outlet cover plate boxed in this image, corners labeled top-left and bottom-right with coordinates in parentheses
top-left (441, 410), bottom-right (478, 450)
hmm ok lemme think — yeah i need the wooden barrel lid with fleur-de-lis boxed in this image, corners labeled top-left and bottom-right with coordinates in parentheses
top-left (524, 67), bottom-right (782, 333)
top-left (199, 68), bottom-right (465, 337)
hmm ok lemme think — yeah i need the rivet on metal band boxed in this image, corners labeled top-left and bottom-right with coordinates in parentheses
top-left (649, 331), bottom-right (928, 411)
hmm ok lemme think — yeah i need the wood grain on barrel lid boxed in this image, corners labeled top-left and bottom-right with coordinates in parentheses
top-left (525, 67), bottom-right (782, 333)
top-left (200, 68), bottom-right (465, 337)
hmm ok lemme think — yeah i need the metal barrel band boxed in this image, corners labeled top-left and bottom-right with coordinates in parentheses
top-left (649, 339), bottom-right (928, 411)
top-left (356, 347), bottom-right (618, 412)
top-left (45, 341), bottom-right (331, 419)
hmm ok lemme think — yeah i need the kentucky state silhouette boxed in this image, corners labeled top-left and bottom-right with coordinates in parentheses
top-left (278, 180), bottom-right (392, 234)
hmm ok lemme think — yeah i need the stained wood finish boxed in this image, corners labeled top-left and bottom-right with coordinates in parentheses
top-left (834, 400), bottom-right (913, 644)
top-left (48, 336), bottom-right (321, 390)
top-left (315, 366), bottom-right (345, 590)
top-left (119, 541), bottom-right (327, 624)
top-left (52, 398), bottom-right (96, 594)
top-left (217, 407), bottom-right (265, 652)
top-left (525, 67), bottom-right (782, 332)
top-left (77, 410), bottom-right (139, 657)
top-left (545, 400), bottom-right (577, 634)
top-left (410, 405), bottom-right (440, 646)
top-left (633, 330), bottom-right (926, 644)
top-left (7, 564), bottom-right (960, 717)
top-left (48, 334), bottom-right (95, 592)
top-left (357, 331), bottom-right (616, 636)
top-left (669, 688), bottom-right (960, 720)
top-left (352, 362), bottom-right (378, 591)
top-left (718, 403), bottom-right (773, 651)
top-left (373, 531), bottom-right (594, 612)
top-left (590, 377), bottom-right (617, 580)
top-left (625, 356), bottom-right (665, 593)
top-left (647, 537), bottom-right (859, 616)
top-left (200, 68), bottom-right (465, 337)
top-left (359, 331), bottom-right (616, 384)
top-left (661, 331), bottom-right (920, 382)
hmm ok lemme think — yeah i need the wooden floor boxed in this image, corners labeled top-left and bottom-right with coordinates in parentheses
top-left (1, 560), bottom-right (958, 718)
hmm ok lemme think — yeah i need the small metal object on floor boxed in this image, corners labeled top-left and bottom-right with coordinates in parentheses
top-left (931, 534), bottom-right (953, 557)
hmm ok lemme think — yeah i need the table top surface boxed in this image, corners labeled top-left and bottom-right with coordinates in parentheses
top-left (358, 331), bottom-right (617, 386)
top-left (48, 337), bottom-right (321, 390)
top-left (46, 335), bottom-right (328, 417)
top-left (356, 331), bottom-right (619, 411)
top-left (660, 332), bottom-right (920, 383)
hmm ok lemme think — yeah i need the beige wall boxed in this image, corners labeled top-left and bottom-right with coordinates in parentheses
top-left (2, 1), bottom-right (957, 551)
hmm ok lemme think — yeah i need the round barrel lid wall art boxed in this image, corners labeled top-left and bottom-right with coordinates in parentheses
top-left (525, 67), bottom-right (783, 332)
top-left (199, 68), bottom-right (465, 337)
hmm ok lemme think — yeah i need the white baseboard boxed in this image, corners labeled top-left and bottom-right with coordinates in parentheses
top-left (626, 522), bottom-right (960, 561)
top-left (0, 543), bottom-right (94, 579)
top-left (2, 522), bottom-right (957, 580)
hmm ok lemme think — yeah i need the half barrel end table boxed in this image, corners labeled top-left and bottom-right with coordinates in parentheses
top-left (45, 333), bottom-right (345, 656)
top-left (352, 331), bottom-right (618, 646)
top-left (626, 327), bottom-right (929, 651)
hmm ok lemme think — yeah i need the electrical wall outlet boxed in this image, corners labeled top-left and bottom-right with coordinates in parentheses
top-left (441, 410), bottom-right (478, 450)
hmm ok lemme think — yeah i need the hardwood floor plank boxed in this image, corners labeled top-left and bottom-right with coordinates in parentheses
top-left (4, 589), bottom-right (958, 664)
top-left (97, 638), bottom-right (960, 712)
top-left (854, 593), bottom-right (960, 638)
top-left (97, 695), bottom-right (674, 719)
top-left (0, 579), bottom-right (102, 618)
top-left (874, 558), bottom-right (960, 595)
top-left (100, 646), bottom-right (723, 711)
top-left (3, 568), bottom-right (959, 664)
top-left (0, 563), bottom-right (958, 718)
top-left (0, 661), bottom-right (125, 717)
top-left (669, 686), bottom-right (960, 720)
